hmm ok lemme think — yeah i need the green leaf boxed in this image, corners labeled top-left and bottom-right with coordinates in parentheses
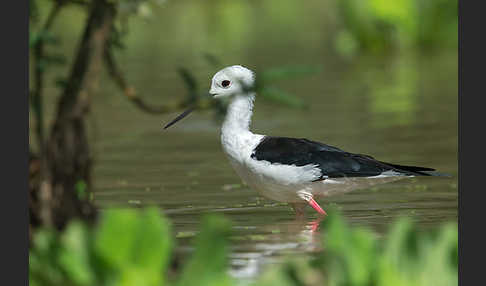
top-left (58, 221), bottom-right (96, 285)
top-left (29, 31), bottom-right (40, 48)
top-left (259, 65), bottom-right (322, 82)
top-left (44, 53), bottom-right (67, 66)
top-left (380, 217), bottom-right (423, 282)
top-left (202, 52), bottom-right (223, 68)
top-left (94, 208), bottom-right (172, 286)
top-left (130, 208), bottom-right (172, 285)
top-left (259, 86), bottom-right (307, 109)
top-left (319, 211), bottom-right (379, 286)
top-left (94, 209), bottom-right (140, 269)
top-left (29, 228), bottom-right (65, 285)
top-left (177, 215), bottom-right (233, 286)
top-left (177, 68), bottom-right (198, 95)
top-left (54, 77), bottom-right (68, 89)
top-left (75, 180), bottom-right (88, 200)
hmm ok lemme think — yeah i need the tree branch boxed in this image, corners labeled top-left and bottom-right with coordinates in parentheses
top-left (103, 44), bottom-right (195, 113)
top-left (31, 1), bottom-right (63, 154)
top-left (103, 38), bottom-right (219, 114)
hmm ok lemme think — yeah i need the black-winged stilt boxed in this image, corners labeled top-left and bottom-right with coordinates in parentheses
top-left (164, 65), bottom-right (447, 216)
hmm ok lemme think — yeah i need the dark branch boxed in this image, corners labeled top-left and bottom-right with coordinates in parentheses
top-left (103, 40), bottom-right (204, 114)
top-left (31, 2), bottom-right (63, 154)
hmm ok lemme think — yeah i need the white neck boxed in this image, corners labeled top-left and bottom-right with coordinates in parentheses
top-left (220, 93), bottom-right (264, 165)
top-left (222, 93), bottom-right (255, 134)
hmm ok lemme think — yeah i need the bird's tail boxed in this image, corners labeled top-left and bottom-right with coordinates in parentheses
top-left (418, 170), bottom-right (452, 177)
top-left (382, 162), bottom-right (452, 177)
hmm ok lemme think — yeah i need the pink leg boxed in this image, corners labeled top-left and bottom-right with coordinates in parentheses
top-left (308, 218), bottom-right (322, 232)
top-left (308, 197), bottom-right (327, 216)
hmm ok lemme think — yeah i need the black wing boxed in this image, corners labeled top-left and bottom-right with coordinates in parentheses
top-left (250, 136), bottom-right (437, 180)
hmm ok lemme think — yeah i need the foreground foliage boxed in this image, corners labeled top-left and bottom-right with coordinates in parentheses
top-left (259, 215), bottom-right (457, 286)
top-left (30, 208), bottom-right (457, 286)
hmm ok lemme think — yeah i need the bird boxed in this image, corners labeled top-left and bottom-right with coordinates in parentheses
top-left (164, 65), bottom-right (448, 216)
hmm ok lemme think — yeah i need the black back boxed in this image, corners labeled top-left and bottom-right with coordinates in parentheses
top-left (250, 136), bottom-right (436, 180)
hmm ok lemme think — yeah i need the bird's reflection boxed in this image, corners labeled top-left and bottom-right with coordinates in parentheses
top-left (229, 214), bottom-right (326, 279)
top-left (304, 216), bottom-right (325, 233)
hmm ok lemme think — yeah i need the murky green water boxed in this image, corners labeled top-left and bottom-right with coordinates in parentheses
top-left (35, 0), bottom-right (457, 279)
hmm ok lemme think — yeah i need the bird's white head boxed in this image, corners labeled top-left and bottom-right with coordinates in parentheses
top-left (163, 65), bottom-right (255, 130)
top-left (209, 65), bottom-right (255, 98)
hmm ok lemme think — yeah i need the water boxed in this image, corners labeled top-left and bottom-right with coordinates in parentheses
top-left (36, 1), bottom-right (457, 280)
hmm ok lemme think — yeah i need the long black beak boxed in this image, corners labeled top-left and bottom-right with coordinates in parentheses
top-left (163, 106), bottom-right (195, 130)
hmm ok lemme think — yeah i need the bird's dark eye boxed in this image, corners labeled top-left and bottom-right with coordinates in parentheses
top-left (221, 80), bottom-right (230, 87)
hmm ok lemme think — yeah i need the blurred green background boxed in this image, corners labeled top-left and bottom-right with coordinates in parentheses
top-left (29, 0), bottom-right (457, 284)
